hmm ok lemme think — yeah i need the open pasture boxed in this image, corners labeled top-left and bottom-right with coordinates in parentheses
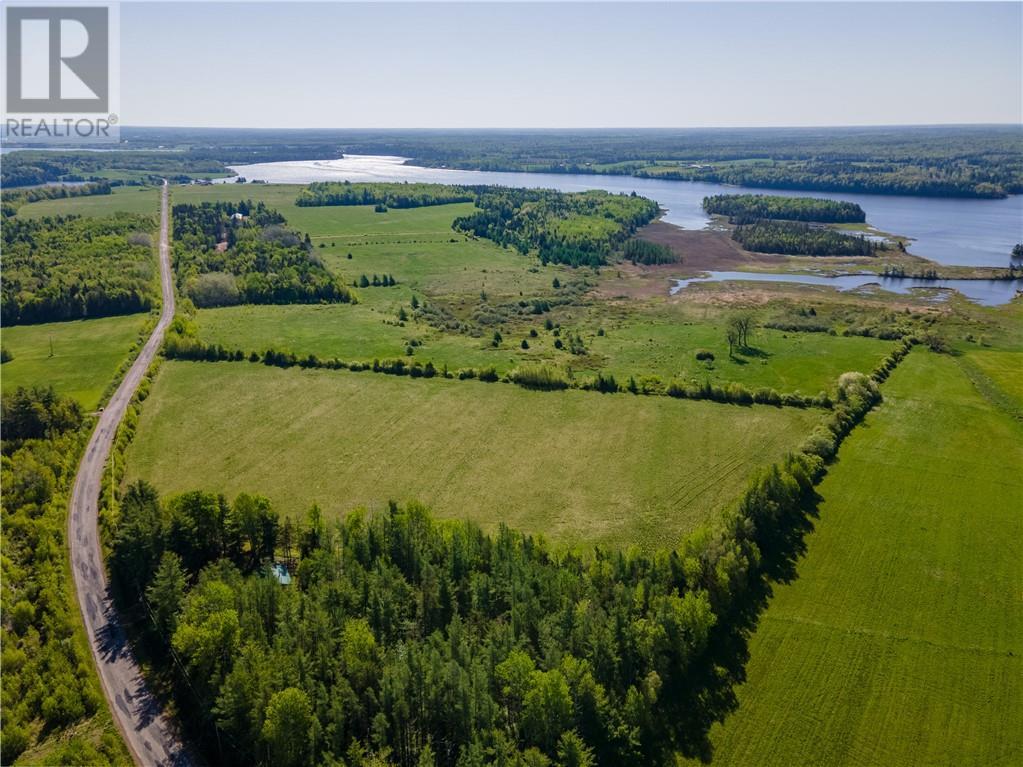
top-left (123, 360), bottom-right (819, 550)
top-left (587, 307), bottom-right (899, 394)
top-left (1, 314), bottom-right (148, 410)
top-left (702, 351), bottom-right (1023, 766)
top-left (15, 185), bottom-right (161, 218)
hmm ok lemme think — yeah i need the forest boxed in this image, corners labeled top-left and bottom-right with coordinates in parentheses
top-left (0, 388), bottom-right (127, 765)
top-left (702, 194), bottom-right (866, 224)
top-left (296, 183), bottom-right (476, 209)
top-left (452, 188), bottom-right (659, 267)
top-left (172, 201), bottom-right (354, 307)
top-left (1, 213), bottom-right (157, 325)
top-left (621, 239), bottom-right (677, 266)
top-left (109, 470), bottom-right (799, 767)
top-left (730, 220), bottom-right (881, 257)
top-left (639, 160), bottom-right (1017, 199)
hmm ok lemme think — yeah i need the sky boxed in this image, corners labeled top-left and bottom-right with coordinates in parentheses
top-left (120, 2), bottom-right (1023, 129)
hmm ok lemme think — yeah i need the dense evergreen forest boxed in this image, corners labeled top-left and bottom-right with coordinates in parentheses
top-left (731, 221), bottom-right (880, 257)
top-left (296, 182), bottom-right (476, 208)
top-left (1, 213), bottom-right (158, 325)
top-left (0, 388), bottom-right (126, 765)
top-left (452, 188), bottom-right (659, 267)
top-left (702, 194), bottom-right (866, 224)
top-left (622, 239), bottom-right (677, 265)
top-left (172, 201), bottom-right (354, 307)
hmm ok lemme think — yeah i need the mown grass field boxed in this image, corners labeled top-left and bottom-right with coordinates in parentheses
top-left (123, 361), bottom-right (819, 550)
top-left (15, 185), bottom-right (160, 218)
top-left (1, 314), bottom-right (148, 410)
top-left (701, 351), bottom-right (1023, 766)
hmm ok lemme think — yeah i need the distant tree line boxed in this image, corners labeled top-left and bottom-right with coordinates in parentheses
top-left (305, 126), bottom-right (1022, 198)
top-left (731, 220), bottom-right (881, 257)
top-left (643, 160), bottom-right (1018, 199)
top-left (702, 194), bottom-right (866, 223)
top-left (453, 188), bottom-right (659, 267)
top-left (296, 182), bottom-right (476, 208)
top-left (172, 201), bottom-right (354, 307)
top-left (1, 213), bottom-right (157, 325)
top-left (1, 145), bottom-right (344, 187)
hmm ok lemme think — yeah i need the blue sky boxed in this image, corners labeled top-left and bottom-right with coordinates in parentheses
top-left (121, 2), bottom-right (1022, 128)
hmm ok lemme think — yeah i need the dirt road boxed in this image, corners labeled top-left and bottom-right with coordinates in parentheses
top-left (68, 180), bottom-right (191, 766)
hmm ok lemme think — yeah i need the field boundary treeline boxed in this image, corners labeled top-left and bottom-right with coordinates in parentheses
top-left (160, 330), bottom-right (836, 410)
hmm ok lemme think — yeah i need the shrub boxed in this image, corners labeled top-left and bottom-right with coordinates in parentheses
top-left (508, 365), bottom-right (570, 391)
top-left (187, 272), bottom-right (240, 308)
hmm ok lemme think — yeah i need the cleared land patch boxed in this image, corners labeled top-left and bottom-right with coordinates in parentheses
top-left (1, 314), bottom-right (147, 409)
top-left (702, 351), bottom-right (1023, 766)
top-left (15, 185), bottom-right (160, 218)
top-left (588, 311), bottom-right (897, 394)
top-left (123, 360), bottom-right (818, 550)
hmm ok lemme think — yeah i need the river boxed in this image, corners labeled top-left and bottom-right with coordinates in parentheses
top-left (223, 154), bottom-right (1022, 269)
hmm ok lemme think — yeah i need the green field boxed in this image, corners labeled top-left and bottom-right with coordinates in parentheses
top-left (586, 309), bottom-right (897, 394)
top-left (1, 314), bottom-right (148, 409)
top-left (123, 361), bottom-right (819, 550)
top-left (195, 297), bottom-right (899, 394)
top-left (15, 185), bottom-right (161, 218)
top-left (963, 348), bottom-right (1023, 406)
top-left (702, 351), bottom-right (1023, 766)
top-left (196, 300), bottom-right (531, 374)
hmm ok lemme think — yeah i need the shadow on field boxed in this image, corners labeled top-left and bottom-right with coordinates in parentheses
top-left (676, 482), bottom-right (822, 763)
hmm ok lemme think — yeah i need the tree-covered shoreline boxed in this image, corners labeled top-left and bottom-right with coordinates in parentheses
top-left (702, 194), bottom-right (866, 224)
top-left (731, 220), bottom-right (881, 257)
top-left (453, 188), bottom-right (659, 267)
